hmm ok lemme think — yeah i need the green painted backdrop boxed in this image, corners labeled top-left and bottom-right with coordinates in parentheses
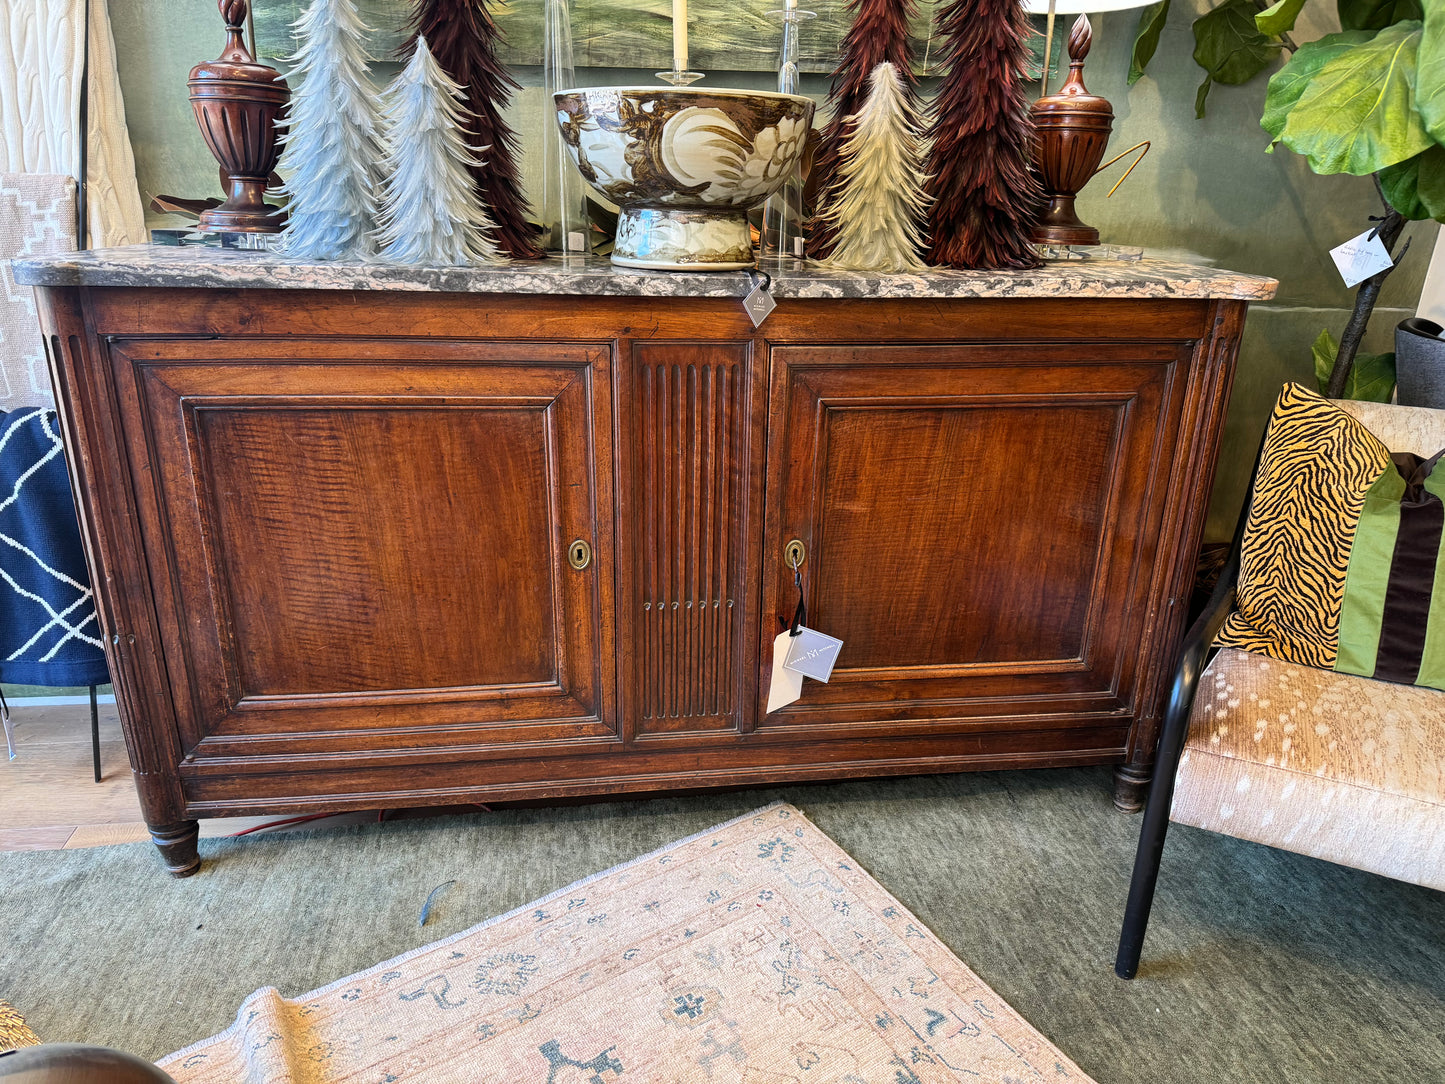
top-left (106, 0), bottom-right (1437, 541)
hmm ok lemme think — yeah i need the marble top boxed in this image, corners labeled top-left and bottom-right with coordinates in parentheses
top-left (11, 245), bottom-right (1278, 301)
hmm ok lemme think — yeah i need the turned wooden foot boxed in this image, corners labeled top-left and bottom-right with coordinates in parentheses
top-left (1112, 764), bottom-right (1150, 813)
top-left (148, 820), bottom-right (201, 876)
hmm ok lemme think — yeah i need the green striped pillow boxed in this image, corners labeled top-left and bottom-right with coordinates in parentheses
top-left (1217, 383), bottom-right (1445, 690)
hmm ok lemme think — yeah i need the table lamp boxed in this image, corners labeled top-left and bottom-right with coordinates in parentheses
top-left (1024, 0), bottom-right (1155, 95)
top-left (1024, 0), bottom-right (1154, 246)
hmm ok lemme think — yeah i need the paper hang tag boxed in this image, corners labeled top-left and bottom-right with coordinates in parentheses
top-left (766, 630), bottom-right (806, 712)
top-left (743, 275), bottom-right (777, 328)
top-left (783, 626), bottom-right (844, 683)
top-left (1330, 230), bottom-right (1394, 289)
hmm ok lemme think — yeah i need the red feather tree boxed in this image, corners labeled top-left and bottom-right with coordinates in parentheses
top-left (807, 0), bottom-right (918, 260)
top-left (403, 0), bottom-right (544, 260)
top-left (924, 0), bottom-right (1043, 270)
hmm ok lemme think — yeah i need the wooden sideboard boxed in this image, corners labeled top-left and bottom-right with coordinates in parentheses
top-left (24, 254), bottom-right (1272, 874)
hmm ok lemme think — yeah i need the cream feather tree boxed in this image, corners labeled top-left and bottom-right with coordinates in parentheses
top-left (374, 37), bottom-right (505, 266)
top-left (275, 0), bottom-right (386, 260)
top-left (817, 62), bottom-right (930, 274)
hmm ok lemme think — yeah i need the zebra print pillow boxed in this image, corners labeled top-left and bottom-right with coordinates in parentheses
top-left (1218, 383), bottom-right (1445, 690)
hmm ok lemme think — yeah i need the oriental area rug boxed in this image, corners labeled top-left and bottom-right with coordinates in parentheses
top-left (159, 803), bottom-right (1096, 1084)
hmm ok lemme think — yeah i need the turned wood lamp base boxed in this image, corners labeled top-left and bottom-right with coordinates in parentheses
top-left (188, 0), bottom-right (289, 234)
top-left (1030, 15), bottom-right (1112, 249)
top-left (1033, 196), bottom-right (1101, 247)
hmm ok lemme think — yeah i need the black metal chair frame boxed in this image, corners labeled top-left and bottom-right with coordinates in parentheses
top-left (1114, 442), bottom-right (1261, 980)
top-left (0, 685), bottom-right (104, 782)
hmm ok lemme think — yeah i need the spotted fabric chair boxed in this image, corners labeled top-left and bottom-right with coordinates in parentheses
top-left (1116, 392), bottom-right (1445, 979)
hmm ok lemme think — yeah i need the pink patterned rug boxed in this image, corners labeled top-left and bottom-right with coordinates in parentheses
top-left (161, 803), bottom-right (1096, 1083)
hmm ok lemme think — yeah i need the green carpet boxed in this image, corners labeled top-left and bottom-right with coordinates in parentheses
top-left (2, 767), bottom-right (1441, 1082)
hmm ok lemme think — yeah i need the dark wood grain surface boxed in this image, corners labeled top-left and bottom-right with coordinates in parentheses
top-left (35, 284), bottom-right (1248, 871)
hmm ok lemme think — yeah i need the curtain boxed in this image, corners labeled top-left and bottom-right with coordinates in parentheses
top-left (0, 0), bottom-right (146, 248)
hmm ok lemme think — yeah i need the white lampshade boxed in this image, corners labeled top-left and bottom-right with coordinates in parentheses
top-left (1022, 0), bottom-right (1155, 11)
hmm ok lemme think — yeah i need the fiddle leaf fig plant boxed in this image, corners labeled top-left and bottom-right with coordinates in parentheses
top-left (1191, 0), bottom-right (1286, 116)
top-left (1131, 0), bottom-right (1445, 400)
top-left (1264, 21), bottom-right (1432, 175)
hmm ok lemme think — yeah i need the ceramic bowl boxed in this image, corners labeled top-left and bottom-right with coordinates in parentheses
top-left (554, 86), bottom-right (815, 271)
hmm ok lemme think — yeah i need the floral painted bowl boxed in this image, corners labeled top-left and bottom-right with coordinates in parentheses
top-left (554, 86), bottom-right (814, 271)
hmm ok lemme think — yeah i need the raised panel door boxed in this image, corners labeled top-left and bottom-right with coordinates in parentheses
top-left (760, 341), bottom-right (1191, 734)
top-left (106, 338), bottom-right (615, 764)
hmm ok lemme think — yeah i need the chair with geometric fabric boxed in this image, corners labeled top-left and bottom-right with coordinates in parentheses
top-left (0, 173), bottom-right (110, 775)
top-left (1116, 383), bottom-right (1445, 979)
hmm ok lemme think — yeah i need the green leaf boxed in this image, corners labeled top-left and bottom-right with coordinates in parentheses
top-left (1349, 351), bottom-right (1398, 401)
top-left (1378, 143), bottom-right (1445, 220)
top-left (1313, 327), bottom-right (1397, 401)
top-left (1379, 155), bottom-right (1432, 217)
top-left (1130, 0), bottom-right (1173, 84)
top-left (1257, 0), bottom-right (1310, 37)
top-left (1193, 0), bottom-right (1283, 106)
top-left (1417, 3), bottom-right (1445, 143)
top-left (1196, 73), bottom-right (1214, 117)
top-left (1274, 21), bottom-right (1432, 174)
top-left (1338, 0), bottom-right (1424, 32)
top-left (1262, 29), bottom-right (1376, 145)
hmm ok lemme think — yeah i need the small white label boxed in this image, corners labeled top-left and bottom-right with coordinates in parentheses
top-left (566, 231), bottom-right (587, 253)
top-left (783, 626), bottom-right (844, 682)
top-left (1330, 230), bottom-right (1394, 289)
top-left (743, 281), bottom-right (777, 327)
top-left (793, 236), bottom-right (805, 258)
top-left (766, 630), bottom-right (805, 712)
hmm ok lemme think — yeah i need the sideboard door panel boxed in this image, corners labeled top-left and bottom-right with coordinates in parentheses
top-left (108, 339), bottom-right (615, 760)
top-left (760, 342), bottom-right (1189, 733)
top-left (198, 406), bottom-right (558, 696)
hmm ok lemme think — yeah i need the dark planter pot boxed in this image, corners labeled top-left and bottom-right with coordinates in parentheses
top-left (1396, 317), bottom-right (1445, 408)
top-left (0, 1044), bottom-right (175, 1083)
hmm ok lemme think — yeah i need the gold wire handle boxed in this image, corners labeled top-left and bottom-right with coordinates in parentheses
top-left (1096, 141), bottom-right (1151, 199)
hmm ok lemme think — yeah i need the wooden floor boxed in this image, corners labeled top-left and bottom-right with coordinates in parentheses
top-left (0, 700), bottom-right (378, 852)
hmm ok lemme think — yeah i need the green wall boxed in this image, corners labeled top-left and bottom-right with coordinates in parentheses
top-left (106, 0), bottom-right (1436, 541)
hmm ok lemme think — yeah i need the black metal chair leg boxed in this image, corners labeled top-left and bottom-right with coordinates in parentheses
top-left (1115, 560), bottom-right (1240, 978)
top-left (1116, 756), bottom-right (1180, 977)
top-left (1114, 427), bottom-right (1263, 979)
top-left (90, 684), bottom-right (101, 783)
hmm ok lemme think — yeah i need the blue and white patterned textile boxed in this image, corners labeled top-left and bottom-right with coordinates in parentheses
top-left (0, 407), bottom-right (107, 687)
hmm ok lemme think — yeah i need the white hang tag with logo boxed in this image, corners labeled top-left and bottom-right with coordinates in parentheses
top-left (742, 270), bottom-right (777, 328)
top-left (1329, 230), bottom-right (1394, 289)
top-left (783, 626), bottom-right (844, 682)
top-left (766, 630), bottom-right (806, 712)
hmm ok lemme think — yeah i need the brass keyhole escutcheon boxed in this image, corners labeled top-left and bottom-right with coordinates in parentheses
top-left (785, 539), bottom-right (806, 569)
top-left (568, 539), bottom-right (592, 570)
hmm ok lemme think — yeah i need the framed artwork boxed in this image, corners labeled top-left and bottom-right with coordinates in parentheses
top-left (252, 0), bottom-right (941, 74)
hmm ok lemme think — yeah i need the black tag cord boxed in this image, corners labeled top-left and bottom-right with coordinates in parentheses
top-left (776, 552), bottom-right (807, 635)
top-left (789, 553), bottom-right (806, 636)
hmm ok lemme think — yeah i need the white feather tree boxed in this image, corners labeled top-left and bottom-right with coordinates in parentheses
top-left (275, 0), bottom-right (386, 260)
top-left (374, 38), bottom-right (504, 266)
top-left (818, 62), bottom-right (931, 274)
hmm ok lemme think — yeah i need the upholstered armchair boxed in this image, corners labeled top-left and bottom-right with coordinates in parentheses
top-left (1116, 387), bottom-right (1445, 980)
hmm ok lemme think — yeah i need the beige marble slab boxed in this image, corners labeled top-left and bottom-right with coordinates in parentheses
top-left (12, 245), bottom-right (1279, 301)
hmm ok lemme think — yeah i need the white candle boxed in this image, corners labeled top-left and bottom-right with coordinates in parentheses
top-left (673, 0), bottom-right (688, 73)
